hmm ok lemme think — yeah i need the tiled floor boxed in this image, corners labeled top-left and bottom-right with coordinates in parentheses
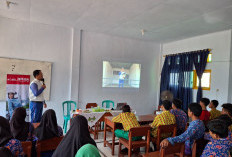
top-left (93, 132), bottom-right (147, 157)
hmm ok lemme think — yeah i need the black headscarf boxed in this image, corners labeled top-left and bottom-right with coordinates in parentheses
top-left (34, 109), bottom-right (59, 140)
top-left (0, 147), bottom-right (14, 157)
top-left (52, 115), bottom-right (97, 157)
top-left (10, 107), bottom-right (32, 141)
top-left (0, 116), bottom-right (13, 147)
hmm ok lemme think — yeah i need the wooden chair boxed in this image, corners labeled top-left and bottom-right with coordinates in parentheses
top-left (191, 138), bottom-right (209, 157)
top-left (116, 103), bottom-right (127, 110)
top-left (118, 126), bottom-right (151, 157)
top-left (154, 105), bottom-right (161, 114)
top-left (185, 122), bottom-right (190, 130)
top-left (151, 124), bottom-right (177, 150)
top-left (142, 142), bottom-right (185, 157)
top-left (21, 141), bottom-right (32, 157)
top-left (36, 136), bottom-right (64, 157)
top-left (86, 103), bottom-right (98, 109)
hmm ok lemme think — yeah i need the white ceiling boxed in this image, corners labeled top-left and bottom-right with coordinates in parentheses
top-left (1, 0), bottom-right (232, 42)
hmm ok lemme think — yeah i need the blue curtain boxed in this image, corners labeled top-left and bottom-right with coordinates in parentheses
top-left (160, 53), bottom-right (194, 111)
top-left (193, 50), bottom-right (209, 103)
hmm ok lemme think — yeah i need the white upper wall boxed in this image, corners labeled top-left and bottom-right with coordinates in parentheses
top-left (78, 31), bottom-right (161, 115)
top-left (0, 17), bottom-right (73, 125)
top-left (0, 16), bottom-right (161, 126)
top-left (162, 30), bottom-right (232, 110)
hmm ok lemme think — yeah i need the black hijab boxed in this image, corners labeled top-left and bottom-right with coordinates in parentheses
top-left (34, 109), bottom-right (59, 140)
top-left (10, 107), bottom-right (31, 141)
top-left (0, 116), bottom-right (13, 147)
top-left (52, 115), bottom-right (97, 157)
top-left (0, 147), bottom-right (14, 157)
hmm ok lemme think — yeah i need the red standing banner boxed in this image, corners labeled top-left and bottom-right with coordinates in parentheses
top-left (6, 74), bottom-right (30, 120)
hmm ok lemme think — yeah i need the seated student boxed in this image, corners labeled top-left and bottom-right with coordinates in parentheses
top-left (160, 103), bottom-right (205, 156)
top-left (112, 104), bottom-right (141, 141)
top-left (204, 114), bottom-right (232, 141)
top-left (201, 120), bottom-right (232, 157)
top-left (199, 98), bottom-right (211, 121)
top-left (75, 144), bottom-right (101, 157)
top-left (0, 116), bottom-right (24, 157)
top-left (10, 107), bottom-right (35, 141)
top-left (170, 98), bottom-right (187, 135)
top-left (52, 115), bottom-right (97, 157)
top-left (0, 147), bottom-right (14, 157)
top-left (34, 109), bottom-right (63, 157)
top-left (150, 100), bottom-right (176, 138)
top-left (221, 103), bottom-right (232, 131)
top-left (209, 100), bottom-right (221, 119)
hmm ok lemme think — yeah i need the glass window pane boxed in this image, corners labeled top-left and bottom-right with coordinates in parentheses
top-left (196, 72), bottom-right (210, 88)
top-left (208, 53), bottom-right (212, 62)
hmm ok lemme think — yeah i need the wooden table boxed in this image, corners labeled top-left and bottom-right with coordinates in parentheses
top-left (104, 114), bottom-right (155, 155)
top-left (72, 111), bottom-right (123, 139)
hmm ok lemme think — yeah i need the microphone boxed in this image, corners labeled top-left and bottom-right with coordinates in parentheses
top-left (41, 78), bottom-right (45, 85)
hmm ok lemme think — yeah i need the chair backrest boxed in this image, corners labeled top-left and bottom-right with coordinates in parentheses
top-left (129, 126), bottom-right (151, 137)
top-left (36, 136), bottom-right (64, 157)
top-left (128, 126), bottom-right (151, 152)
top-left (116, 103), bottom-right (127, 110)
top-left (160, 142), bottom-right (185, 157)
top-left (86, 103), bottom-right (98, 109)
top-left (192, 138), bottom-right (209, 157)
top-left (62, 101), bottom-right (77, 117)
top-left (156, 124), bottom-right (177, 150)
top-left (21, 141), bottom-right (32, 157)
top-left (102, 100), bottom-right (114, 108)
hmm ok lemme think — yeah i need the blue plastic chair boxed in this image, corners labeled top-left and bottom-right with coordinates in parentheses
top-left (62, 101), bottom-right (77, 133)
top-left (102, 100), bottom-right (114, 109)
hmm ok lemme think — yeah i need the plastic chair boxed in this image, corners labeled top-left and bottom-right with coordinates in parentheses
top-left (62, 101), bottom-right (77, 133)
top-left (102, 100), bottom-right (114, 109)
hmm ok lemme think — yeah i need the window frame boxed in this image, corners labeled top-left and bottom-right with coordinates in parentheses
top-left (193, 69), bottom-right (211, 90)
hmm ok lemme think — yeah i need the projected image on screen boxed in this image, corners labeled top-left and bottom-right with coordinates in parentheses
top-left (102, 61), bottom-right (141, 88)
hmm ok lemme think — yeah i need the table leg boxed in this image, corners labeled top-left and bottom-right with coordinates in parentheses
top-left (112, 128), bottom-right (115, 155)
top-left (104, 120), bottom-right (107, 147)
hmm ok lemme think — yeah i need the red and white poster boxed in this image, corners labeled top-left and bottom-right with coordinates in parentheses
top-left (6, 74), bottom-right (30, 120)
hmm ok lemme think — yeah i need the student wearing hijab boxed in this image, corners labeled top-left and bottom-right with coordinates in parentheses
top-left (34, 109), bottom-right (63, 157)
top-left (75, 144), bottom-right (100, 157)
top-left (0, 147), bottom-right (14, 157)
top-left (0, 116), bottom-right (23, 157)
top-left (10, 107), bottom-right (34, 141)
top-left (34, 109), bottom-right (63, 140)
top-left (52, 115), bottom-right (97, 157)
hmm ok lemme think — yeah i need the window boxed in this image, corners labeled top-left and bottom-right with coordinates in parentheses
top-left (169, 72), bottom-right (193, 87)
top-left (193, 69), bottom-right (211, 90)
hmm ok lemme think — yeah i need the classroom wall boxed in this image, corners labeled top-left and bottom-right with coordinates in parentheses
top-left (0, 17), bottom-right (161, 126)
top-left (228, 30), bottom-right (232, 103)
top-left (162, 30), bottom-right (232, 111)
top-left (78, 31), bottom-right (161, 115)
top-left (0, 17), bottom-right (73, 125)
